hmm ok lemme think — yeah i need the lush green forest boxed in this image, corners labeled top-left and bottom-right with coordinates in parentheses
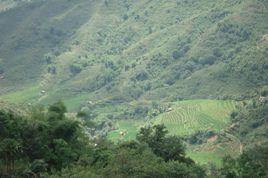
top-left (0, 0), bottom-right (267, 177)
top-left (0, 101), bottom-right (267, 177)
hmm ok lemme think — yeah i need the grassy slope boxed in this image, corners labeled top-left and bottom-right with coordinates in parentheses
top-left (0, 0), bottom-right (94, 91)
top-left (187, 132), bottom-right (242, 166)
top-left (108, 100), bottom-right (236, 139)
top-left (0, 0), bottom-right (267, 113)
top-left (108, 120), bottom-right (145, 141)
top-left (154, 100), bottom-right (236, 135)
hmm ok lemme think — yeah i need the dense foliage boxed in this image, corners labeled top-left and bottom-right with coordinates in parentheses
top-left (0, 102), bottom-right (206, 177)
top-left (0, 101), bottom-right (267, 177)
top-left (229, 96), bottom-right (268, 148)
top-left (0, 101), bottom-right (88, 177)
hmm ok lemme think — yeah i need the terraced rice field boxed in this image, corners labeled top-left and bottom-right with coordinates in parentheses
top-left (108, 100), bottom-right (237, 140)
top-left (106, 99), bottom-right (239, 165)
top-left (154, 100), bottom-right (236, 135)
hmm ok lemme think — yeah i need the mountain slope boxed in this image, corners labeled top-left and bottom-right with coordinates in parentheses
top-left (0, 0), bottom-right (94, 87)
top-left (0, 0), bottom-right (267, 113)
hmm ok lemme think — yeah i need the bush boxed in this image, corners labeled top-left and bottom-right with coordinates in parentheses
top-left (172, 50), bottom-right (182, 60)
top-left (134, 106), bottom-right (149, 117)
top-left (48, 66), bottom-right (57, 74)
top-left (172, 45), bottom-right (190, 60)
top-left (220, 145), bottom-right (268, 177)
top-left (123, 14), bottom-right (128, 21)
top-left (69, 64), bottom-right (82, 75)
top-left (213, 48), bottom-right (223, 58)
top-left (230, 111), bottom-right (239, 120)
top-left (198, 55), bottom-right (216, 65)
top-left (217, 21), bottom-right (251, 43)
top-left (134, 70), bottom-right (149, 81)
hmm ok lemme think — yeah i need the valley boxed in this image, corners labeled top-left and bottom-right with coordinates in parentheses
top-left (0, 0), bottom-right (267, 177)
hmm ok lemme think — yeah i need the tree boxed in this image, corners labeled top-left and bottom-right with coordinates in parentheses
top-left (20, 119), bottom-right (49, 161)
top-left (48, 139), bottom-right (77, 170)
top-left (0, 110), bottom-right (10, 137)
top-left (0, 102), bottom-right (90, 174)
top-left (51, 119), bottom-right (79, 141)
top-left (137, 124), bottom-right (191, 163)
top-left (48, 101), bottom-right (67, 120)
top-left (69, 64), bottom-right (82, 75)
top-left (220, 145), bottom-right (268, 178)
top-left (0, 109), bottom-right (23, 139)
top-left (24, 159), bottom-right (48, 177)
top-left (103, 140), bottom-right (204, 178)
top-left (221, 156), bottom-right (238, 178)
top-left (172, 50), bottom-right (182, 60)
top-left (0, 138), bottom-right (21, 174)
top-left (134, 70), bottom-right (149, 81)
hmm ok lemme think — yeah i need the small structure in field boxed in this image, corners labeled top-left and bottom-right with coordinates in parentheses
top-left (120, 131), bottom-right (127, 137)
top-left (207, 135), bottom-right (218, 142)
top-left (166, 107), bottom-right (173, 112)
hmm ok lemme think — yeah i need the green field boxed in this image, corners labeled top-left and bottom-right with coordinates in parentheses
top-left (0, 84), bottom-right (40, 104)
top-left (108, 99), bottom-right (236, 140)
top-left (108, 99), bottom-right (238, 165)
top-left (108, 120), bottom-right (146, 142)
top-left (154, 100), bottom-right (236, 135)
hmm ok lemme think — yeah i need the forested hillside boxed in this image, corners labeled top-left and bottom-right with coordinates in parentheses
top-left (0, 0), bottom-right (267, 113)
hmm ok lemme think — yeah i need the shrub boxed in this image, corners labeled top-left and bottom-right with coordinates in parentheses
top-left (69, 64), bottom-right (82, 75)
top-left (172, 44), bottom-right (190, 60)
top-left (123, 14), bottom-right (128, 21)
top-left (172, 50), bottom-right (182, 60)
top-left (134, 70), bottom-right (149, 81)
top-left (198, 55), bottom-right (216, 65)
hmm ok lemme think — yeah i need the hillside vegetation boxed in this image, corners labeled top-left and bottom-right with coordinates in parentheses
top-left (0, 0), bottom-right (267, 115)
top-left (154, 100), bottom-right (236, 135)
top-left (1, 102), bottom-right (267, 177)
top-left (108, 99), bottom-right (239, 165)
top-left (0, 1), bottom-right (267, 176)
top-left (108, 99), bottom-right (237, 140)
top-left (0, 103), bottom-right (206, 177)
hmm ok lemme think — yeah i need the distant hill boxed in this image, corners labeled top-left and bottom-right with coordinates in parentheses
top-left (0, 0), bottom-right (267, 114)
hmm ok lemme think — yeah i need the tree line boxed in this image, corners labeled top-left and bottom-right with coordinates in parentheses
top-left (0, 101), bottom-right (267, 177)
